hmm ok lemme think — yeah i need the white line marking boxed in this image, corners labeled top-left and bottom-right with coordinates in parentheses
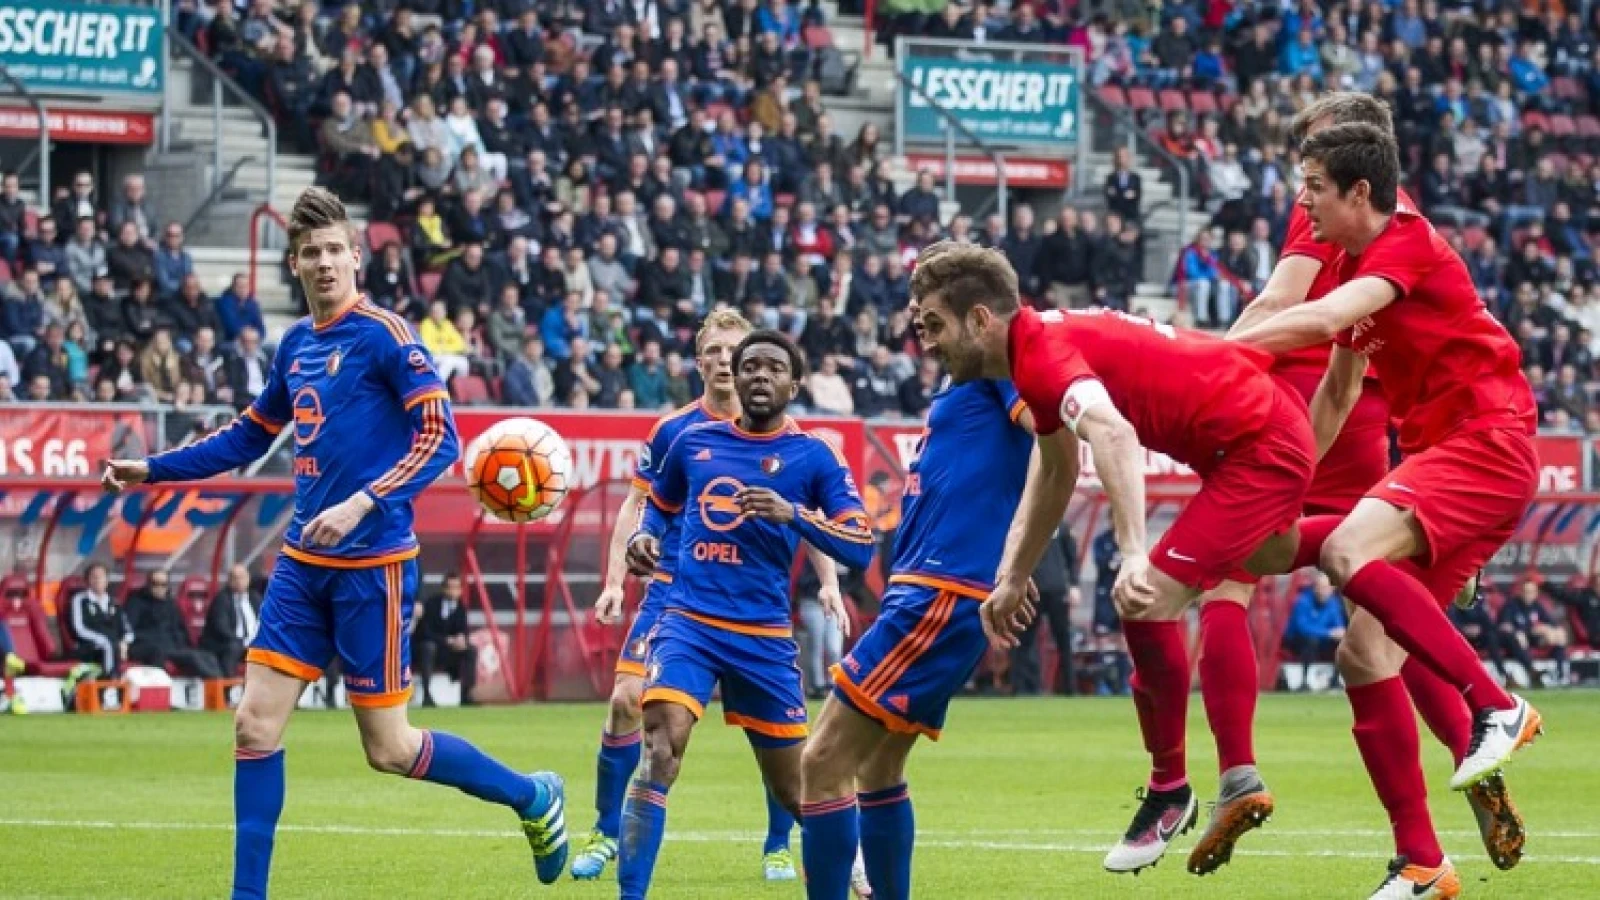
top-left (2, 819), bottom-right (1598, 865)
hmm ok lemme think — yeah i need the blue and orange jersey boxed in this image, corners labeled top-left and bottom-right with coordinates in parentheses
top-left (632, 398), bottom-right (735, 583)
top-left (638, 418), bottom-right (874, 630)
top-left (890, 380), bottom-right (1033, 596)
top-left (145, 298), bottom-right (460, 567)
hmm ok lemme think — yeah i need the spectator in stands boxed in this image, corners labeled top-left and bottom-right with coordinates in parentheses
top-left (898, 355), bottom-right (940, 418)
top-left (166, 275), bottom-right (222, 351)
top-left (52, 172), bottom-right (99, 239)
top-left (109, 175), bottom-right (155, 246)
top-left (1543, 578), bottom-right (1600, 650)
top-left (26, 217), bottom-right (65, 291)
top-left (416, 573), bottom-right (478, 707)
top-left (0, 338), bottom-right (17, 394)
top-left (486, 285), bottom-right (527, 364)
top-left (594, 344), bottom-right (629, 407)
top-left (2, 267), bottom-right (45, 356)
top-left (126, 571), bottom-right (222, 678)
top-left (202, 564), bottom-right (260, 676)
top-left (184, 327), bottom-right (235, 406)
top-left (420, 299), bottom-right (470, 383)
top-left (319, 92), bottom-right (380, 201)
top-left (800, 295), bottom-right (852, 366)
top-left (804, 353), bottom-right (852, 415)
top-left (138, 328), bottom-right (184, 403)
top-left (1012, 521), bottom-right (1080, 696)
top-left (504, 335), bottom-right (555, 407)
top-left (153, 223), bottom-right (196, 300)
top-left (1282, 573), bottom-right (1348, 681)
top-left (65, 217), bottom-right (107, 295)
top-left (227, 327), bottom-right (271, 405)
top-left (1038, 208), bottom-right (1093, 308)
top-left (107, 221), bottom-right (156, 293)
top-left (1500, 579), bottom-right (1571, 686)
top-left (439, 241), bottom-right (498, 314)
top-left (0, 171), bottom-right (23, 264)
top-left (555, 335), bottom-right (602, 405)
top-left (21, 322), bottom-right (71, 400)
top-left (851, 345), bottom-right (901, 417)
top-left (215, 275), bottom-right (265, 346)
top-left (68, 562), bottom-right (131, 678)
top-left (628, 340), bottom-right (669, 409)
top-left (1176, 229), bottom-right (1230, 328)
top-left (98, 340), bottom-right (141, 401)
top-left (1104, 146), bottom-right (1143, 223)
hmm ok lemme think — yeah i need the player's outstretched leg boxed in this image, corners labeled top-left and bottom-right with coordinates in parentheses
top-left (231, 663), bottom-right (303, 900)
top-left (1340, 614), bottom-right (1461, 900)
top-left (1107, 610), bottom-right (1197, 875)
top-left (1189, 585), bottom-right (1274, 876)
top-left (802, 695), bottom-right (898, 900)
top-left (1402, 656), bottom-right (1525, 869)
top-left (618, 701), bottom-right (695, 900)
top-left (573, 674), bottom-right (645, 880)
top-left (354, 704), bottom-right (568, 884)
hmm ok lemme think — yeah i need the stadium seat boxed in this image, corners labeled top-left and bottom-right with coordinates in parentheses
top-left (51, 577), bottom-right (85, 658)
top-left (1578, 115), bottom-right (1600, 144)
top-left (1522, 110), bottom-right (1551, 133)
top-left (775, 193), bottom-right (796, 209)
top-left (1159, 89), bottom-right (1188, 114)
top-left (1550, 114), bottom-right (1578, 145)
top-left (1126, 87), bottom-right (1158, 117)
top-left (419, 272), bottom-right (443, 300)
top-left (704, 189), bottom-right (727, 213)
top-left (1097, 85), bottom-right (1129, 110)
top-left (178, 577), bottom-right (212, 647)
top-left (451, 375), bottom-right (492, 405)
top-left (3, 583), bottom-right (75, 677)
top-left (1545, 152), bottom-right (1571, 175)
top-left (1553, 76), bottom-right (1585, 103)
top-left (0, 257), bottom-right (10, 284)
top-left (22, 209), bottom-right (36, 239)
top-left (366, 222), bottom-right (403, 253)
top-left (1186, 89), bottom-right (1217, 115)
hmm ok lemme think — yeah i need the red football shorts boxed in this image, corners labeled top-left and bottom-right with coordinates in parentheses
top-left (1154, 382), bottom-right (1317, 591)
top-left (1273, 369), bottom-right (1390, 516)
top-left (1369, 425), bottom-right (1539, 606)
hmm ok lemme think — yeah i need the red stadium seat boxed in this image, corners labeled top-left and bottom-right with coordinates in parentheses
top-left (1549, 114), bottom-right (1577, 140)
top-left (704, 190), bottom-right (727, 213)
top-left (419, 272), bottom-right (443, 300)
top-left (1545, 152), bottom-right (1570, 175)
top-left (0, 257), bottom-right (10, 284)
top-left (178, 577), bottom-right (212, 647)
top-left (52, 577), bottom-right (85, 658)
top-left (451, 375), bottom-right (492, 406)
top-left (1097, 85), bottom-right (1129, 109)
top-left (1159, 89), bottom-right (1188, 114)
top-left (1578, 115), bottom-right (1600, 142)
top-left (22, 209), bottom-right (37, 239)
top-left (3, 579), bottom-right (75, 677)
top-left (1126, 87), bottom-right (1158, 116)
top-left (1522, 111), bottom-right (1551, 133)
top-left (1553, 76), bottom-right (1585, 102)
top-left (775, 193), bottom-right (796, 209)
top-left (1186, 89), bottom-right (1217, 115)
top-left (366, 222), bottom-right (403, 253)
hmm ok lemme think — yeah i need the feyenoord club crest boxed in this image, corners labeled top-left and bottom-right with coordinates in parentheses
top-left (327, 349), bottom-right (343, 376)
top-left (760, 455), bottom-right (783, 476)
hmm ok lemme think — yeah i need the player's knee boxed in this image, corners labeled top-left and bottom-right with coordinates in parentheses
top-left (362, 733), bottom-right (419, 775)
top-left (800, 733), bottom-right (852, 794)
top-left (609, 681), bottom-right (644, 729)
top-left (233, 705), bottom-right (281, 753)
top-left (1319, 531), bottom-right (1367, 587)
top-left (855, 752), bottom-right (906, 793)
top-left (1335, 634), bottom-right (1398, 684)
top-left (639, 729), bottom-right (683, 786)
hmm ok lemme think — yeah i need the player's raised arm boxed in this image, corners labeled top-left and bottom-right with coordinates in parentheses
top-left (108, 342), bottom-right (294, 491)
top-left (1309, 344), bottom-right (1367, 459)
top-left (1224, 254), bottom-right (1323, 338)
top-left (1229, 275), bottom-right (1398, 354)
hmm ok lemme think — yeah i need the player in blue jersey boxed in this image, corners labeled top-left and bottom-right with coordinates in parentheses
top-left (99, 188), bottom-right (569, 899)
top-left (616, 330), bottom-right (877, 900)
top-left (573, 310), bottom-right (856, 886)
top-left (798, 316), bottom-right (1050, 899)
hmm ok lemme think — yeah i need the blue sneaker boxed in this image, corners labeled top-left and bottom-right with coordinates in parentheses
top-left (519, 772), bottom-right (570, 885)
top-left (570, 829), bottom-right (618, 880)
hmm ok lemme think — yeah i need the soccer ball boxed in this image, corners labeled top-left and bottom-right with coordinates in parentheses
top-left (464, 418), bottom-right (573, 523)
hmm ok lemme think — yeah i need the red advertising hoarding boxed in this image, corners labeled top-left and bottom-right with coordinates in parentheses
top-left (0, 107), bottom-right (154, 144)
top-left (0, 408), bottom-right (148, 478)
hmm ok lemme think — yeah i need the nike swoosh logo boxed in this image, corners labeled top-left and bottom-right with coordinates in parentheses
top-left (1166, 548), bottom-right (1197, 563)
top-left (1387, 482), bottom-right (1416, 494)
top-left (1500, 703), bottom-right (1527, 742)
top-left (1156, 810), bottom-right (1186, 842)
top-left (1413, 871), bottom-right (1445, 896)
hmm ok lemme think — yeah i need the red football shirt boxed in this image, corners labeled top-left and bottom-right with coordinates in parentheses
top-left (1329, 208), bottom-right (1537, 453)
top-left (1008, 306), bottom-right (1277, 470)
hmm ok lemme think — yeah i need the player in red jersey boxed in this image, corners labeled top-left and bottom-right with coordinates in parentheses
top-left (1232, 123), bottom-right (1542, 900)
top-left (1190, 94), bottom-right (1526, 880)
top-left (909, 244), bottom-right (1317, 877)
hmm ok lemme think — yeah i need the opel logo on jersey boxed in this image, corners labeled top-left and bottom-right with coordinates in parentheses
top-left (327, 349), bottom-right (343, 376)
top-left (760, 455), bottom-right (783, 476)
top-left (292, 386), bottom-right (326, 446)
top-left (697, 475), bottom-right (749, 532)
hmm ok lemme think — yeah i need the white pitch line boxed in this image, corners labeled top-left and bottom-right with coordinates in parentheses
top-left (2, 819), bottom-right (1599, 865)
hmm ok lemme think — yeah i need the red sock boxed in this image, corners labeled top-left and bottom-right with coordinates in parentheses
top-left (1343, 561), bottom-right (1514, 713)
top-left (1348, 678), bottom-right (1443, 868)
top-left (1401, 657), bottom-right (1473, 765)
top-left (1289, 515), bottom-right (1344, 571)
top-left (1199, 602), bottom-right (1258, 772)
top-left (1124, 620), bottom-right (1190, 789)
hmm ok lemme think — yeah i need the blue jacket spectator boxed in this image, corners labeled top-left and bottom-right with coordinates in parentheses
top-left (725, 162), bottom-right (774, 221)
top-left (538, 295), bottom-right (586, 362)
top-left (215, 276), bottom-right (266, 344)
top-left (153, 234), bottom-right (195, 299)
top-left (1283, 574), bottom-right (1347, 676)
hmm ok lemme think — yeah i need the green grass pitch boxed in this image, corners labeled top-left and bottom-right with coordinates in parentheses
top-left (2, 692), bottom-right (1596, 899)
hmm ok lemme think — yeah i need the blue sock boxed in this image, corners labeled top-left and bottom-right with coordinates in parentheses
top-left (800, 797), bottom-right (859, 900)
top-left (764, 785), bottom-right (796, 854)
top-left (595, 730), bottom-right (642, 838)
top-left (233, 748), bottom-right (285, 900)
top-left (618, 780), bottom-right (670, 900)
top-left (859, 784), bottom-right (914, 900)
top-left (407, 729), bottom-right (541, 812)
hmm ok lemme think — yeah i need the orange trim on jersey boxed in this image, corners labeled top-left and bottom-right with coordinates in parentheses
top-left (723, 712), bottom-right (808, 739)
top-left (730, 417), bottom-right (799, 440)
top-left (832, 510), bottom-right (870, 526)
top-left (888, 573), bottom-right (989, 601)
top-left (312, 295), bottom-right (366, 331)
top-left (630, 475), bottom-right (652, 492)
top-left (245, 407), bottom-right (285, 435)
top-left (615, 659), bottom-right (647, 677)
top-left (372, 398), bottom-right (448, 497)
top-left (404, 389), bottom-right (449, 411)
top-left (642, 687), bottom-right (705, 719)
top-left (281, 545), bottom-right (420, 569)
top-left (648, 485), bottom-right (684, 514)
top-left (860, 591), bottom-right (956, 699)
top-left (1009, 398), bottom-right (1028, 424)
top-left (830, 664), bottom-right (942, 741)
top-left (349, 686), bottom-right (415, 708)
top-left (677, 610), bottom-right (793, 637)
top-left (246, 648), bottom-right (323, 682)
top-left (799, 509), bottom-right (875, 544)
top-left (384, 562), bottom-right (402, 694)
top-left (352, 302), bottom-right (417, 346)
top-left (651, 572), bottom-right (673, 584)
